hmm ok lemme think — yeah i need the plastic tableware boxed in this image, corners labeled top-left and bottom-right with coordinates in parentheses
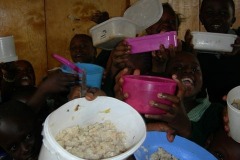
top-left (191, 31), bottom-right (237, 53)
top-left (52, 53), bottom-right (84, 73)
top-left (0, 35), bottom-right (18, 63)
top-left (122, 75), bottom-right (177, 115)
top-left (61, 63), bottom-right (104, 88)
top-left (134, 131), bottom-right (217, 160)
top-left (226, 85), bottom-right (240, 143)
top-left (39, 96), bottom-right (146, 160)
top-left (89, 0), bottom-right (163, 50)
top-left (126, 31), bottom-right (177, 54)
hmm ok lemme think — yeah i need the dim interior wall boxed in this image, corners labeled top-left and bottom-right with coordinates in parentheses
top-left (0, 0), bottom-right (47, 85)
top-left (45, 0), bottom-right (128, 70)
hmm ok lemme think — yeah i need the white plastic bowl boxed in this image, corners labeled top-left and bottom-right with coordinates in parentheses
top-left (38, 96), bottom-right (146, 160)
top-left (192, 31), bottom-right (237, 52)
top-left (0, 35), bottom-right (18, 62)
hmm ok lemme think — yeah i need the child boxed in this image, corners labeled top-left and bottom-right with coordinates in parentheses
top-left (0, 100), bottom-right (42, 160)
top-left (69, 34), bottom-right (97, 64)
top-left (194, 0), bottom-right (240, 104)
top-left (0, 70), bottom-right (104, 160)
top-left (0, 60), bottom-right (36, 103)
top-left (114, 52), bottom-right (224, 147)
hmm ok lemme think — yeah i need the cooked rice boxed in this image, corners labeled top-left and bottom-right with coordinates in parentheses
top-left (55, 120), bottom-right (127, 159)
top-left (150, 147), bottom-right (178, 160)
top-left (232, 99), bottom-right (240, 110)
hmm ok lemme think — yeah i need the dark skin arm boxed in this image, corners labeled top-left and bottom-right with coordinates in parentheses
top-left (27, 70), bottom-right (79, 113)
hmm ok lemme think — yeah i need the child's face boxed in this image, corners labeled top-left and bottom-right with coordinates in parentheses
top-left (200, 0), bottom-right (236, 33)
top-left (206, 129), bottom-right (240, 160)
top-left (70, 36), bottom-right (96, 63)
top-left (146, 5), bottom-right (179, 34)
top-left (15, 60), bottom-right (35, 86)
top-left (0, 117), bottom-right (42, 160)
top-left (166, 53), bottom-right (202, 98)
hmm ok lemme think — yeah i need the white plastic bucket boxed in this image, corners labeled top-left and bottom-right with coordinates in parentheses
top-left (0, 35), bottom-right (18, 62)
top-left (38, 96), bottom-right (146, 160)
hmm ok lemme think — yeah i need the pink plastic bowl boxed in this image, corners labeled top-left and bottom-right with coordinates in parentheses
top-left (122, 75), bottom-right (177, 115)
top-left (125, 31), bottom-right (177, 54)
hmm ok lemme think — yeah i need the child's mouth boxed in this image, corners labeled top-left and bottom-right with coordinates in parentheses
top-left (181, 78), bottom-right (194, 86)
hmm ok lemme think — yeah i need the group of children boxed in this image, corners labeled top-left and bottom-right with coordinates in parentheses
top-left (0, 0), bottom-right (240, 160)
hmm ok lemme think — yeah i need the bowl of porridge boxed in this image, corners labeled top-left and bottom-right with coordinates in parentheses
top-left (226, 85), bottom-right (240, 143)
top-left (38, 96), bottom-right (146, 160)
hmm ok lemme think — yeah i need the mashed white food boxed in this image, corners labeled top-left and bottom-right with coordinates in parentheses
top-left (55, 120), bottom-right (127, 159)
top-left (150, 147), bottom-right (178, 160)
top-left (232, 99), bottom-right (240, 110)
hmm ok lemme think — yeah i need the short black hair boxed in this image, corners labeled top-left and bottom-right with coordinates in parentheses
top-left (201, 0), bottom-right (235, 16)
top-left (162, 3), bottom-right (185, 28)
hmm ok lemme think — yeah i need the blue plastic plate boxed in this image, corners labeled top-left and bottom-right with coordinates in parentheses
top-left (134, 131), bottom-right (217, 160)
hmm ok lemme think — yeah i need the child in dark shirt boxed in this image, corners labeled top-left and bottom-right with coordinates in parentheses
top-left (114, 52), bottom-right (224, 147)
top-left (191, 0), bottom-right (240, 104)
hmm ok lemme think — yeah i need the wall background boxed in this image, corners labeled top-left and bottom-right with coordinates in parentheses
top-left (0, 0), bottom-right (239, 84)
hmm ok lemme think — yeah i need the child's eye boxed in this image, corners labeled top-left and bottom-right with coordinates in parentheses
top-left (220, 11), bottom-right (228, 16)
top-left (192, 67), bottom-right (200, 73)
top-left (25, 133), bottom-right (33, 141)
top-left (9, 145), bottom-right (17, 153)
top-left (173, 66), bottom-right (183, 72)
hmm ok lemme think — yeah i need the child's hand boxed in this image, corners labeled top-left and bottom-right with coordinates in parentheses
top-left (39, 70), bottom-right (79, 94)
top-left (145, 74), bottom-right (191, 141)
top-left (184, 29), bottom-right (194, 51)
top-left (114, 68), bottom-right (140, 101)
top-left (147, 122), bottom-right (177, 142)
top-left (222, 95), bottom-right (230, 134)
top-left (230, 36), bottom-right (240, 55)
top-left (110, 41), bottom-right (131, 77)
top-left (91, 10), bottom-right (109, 24)
top-left (85, 87), bottom-right (106, 101)
top-left (152, 41), bottom-right (181, 64)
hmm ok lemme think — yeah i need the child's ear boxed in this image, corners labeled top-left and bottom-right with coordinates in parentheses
top-left (231, 17), bottom-right (236, 26)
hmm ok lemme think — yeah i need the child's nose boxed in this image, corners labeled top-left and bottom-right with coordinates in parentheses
top-left (183, 68), bottom-right (194, 74)
top-left (20, 143), bottom-right (31, 153)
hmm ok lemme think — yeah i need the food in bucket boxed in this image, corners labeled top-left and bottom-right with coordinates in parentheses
top-left (232, 99), bottom-right (240, 110)
top-left (150, 147), bottom-right (178, 160)
top-left (55, 120), bottom-right (127, 159)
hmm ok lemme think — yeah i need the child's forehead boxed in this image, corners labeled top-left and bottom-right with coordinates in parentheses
top-left (202, 0), bottom-right (233, 9)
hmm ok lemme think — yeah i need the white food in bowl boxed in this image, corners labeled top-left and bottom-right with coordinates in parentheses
top-left (150, 147), bottom-right (178, 160)
top-left (56, 120), bottom-right (127, 160)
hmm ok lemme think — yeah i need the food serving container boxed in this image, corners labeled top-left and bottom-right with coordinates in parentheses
top-left (122, 75), bottom-right (177, 115)
top-left (126, 31), bottom-right (177, 54)
top-left (90, 0), bottom-right (163, 50)
top-left (192, 31), bottom-right (237, 52)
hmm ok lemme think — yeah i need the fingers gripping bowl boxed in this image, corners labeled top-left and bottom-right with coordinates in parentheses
top-left (122, 75), bottom-right (177, 115)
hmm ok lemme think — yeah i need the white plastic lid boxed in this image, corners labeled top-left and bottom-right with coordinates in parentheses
top-left (123, 0), bottom-right (163, 33)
